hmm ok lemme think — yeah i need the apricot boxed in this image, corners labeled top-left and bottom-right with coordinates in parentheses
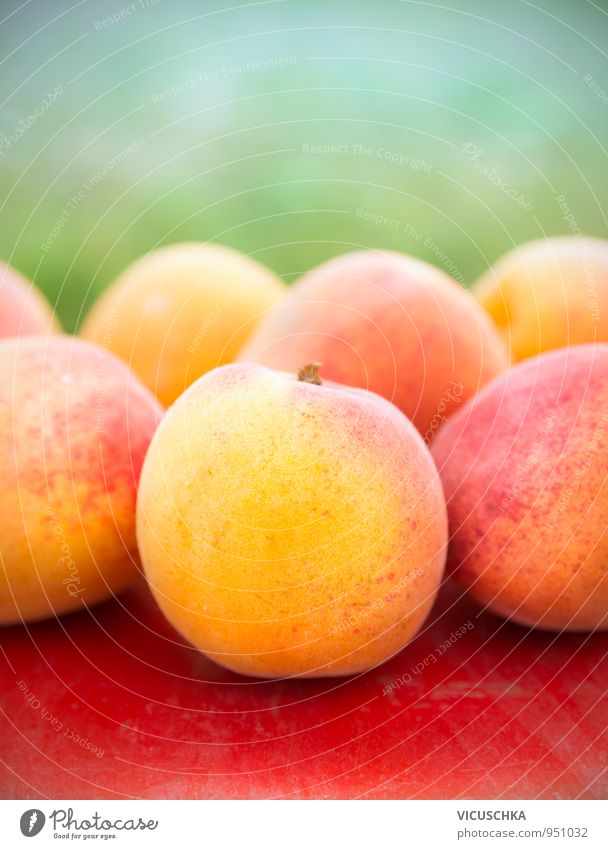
top-left (137, 363), bottom-right (447, 678)
top-left (80, 242), bottom-right (285, 407)
top-left (238, 250), bottom-right (509, 441)
top-left (0, 337), bottom-right (163, 624)
top-left (431, 344), bottom-right (608, 632)
top-left (473, 236), bottom-right (608, 362)
top-left (0, 260), bottom-right (60, 338)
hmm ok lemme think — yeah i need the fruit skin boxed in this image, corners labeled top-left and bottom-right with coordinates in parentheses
top-left (137, 363), bottom-right (447, 678)
top-left (238, 250), bottom-right (509, 441)
top-left (0, 260), bottom-right (61, 338)
top-left (80, 242), bottom-right (285, 407)
top-left (431, 344), bottom-right (608, 632)
top-left (0, 337), bottom-right (163, 625)
top-left (473, 236), bottom-right (608, 362)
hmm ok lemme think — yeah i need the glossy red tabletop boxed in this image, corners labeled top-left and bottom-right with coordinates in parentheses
top-left (1, 578), bottom-right (606, 800)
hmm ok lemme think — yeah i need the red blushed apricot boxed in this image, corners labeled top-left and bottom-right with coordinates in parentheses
top-left (432, 344), bottom-right (608, 632)
top-left (0, 336), bottom-right (163, 624)
top-left (238, 250), bottom-right (509, 441)
top-left (0, 260), bottom-right (61, 338)
top-left (137, 362), bottom-right (447, 678)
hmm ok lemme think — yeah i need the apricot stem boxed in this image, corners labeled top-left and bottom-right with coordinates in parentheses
top-left (297, 363), bottom-right (323, 385)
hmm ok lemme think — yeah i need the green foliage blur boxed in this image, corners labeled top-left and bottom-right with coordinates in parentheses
top-left (1, 0), bottom-right (607, 331)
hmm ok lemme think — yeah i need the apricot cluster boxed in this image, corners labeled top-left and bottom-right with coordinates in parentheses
top-left (1, 234), bottom-right (607, 679)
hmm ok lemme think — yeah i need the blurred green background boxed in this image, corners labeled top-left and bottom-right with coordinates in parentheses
top-left (1, 0), bottom-right (607, 331)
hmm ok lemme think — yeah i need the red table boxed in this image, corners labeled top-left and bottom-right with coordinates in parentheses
top-left (1, 578), bottom-right (606, 799)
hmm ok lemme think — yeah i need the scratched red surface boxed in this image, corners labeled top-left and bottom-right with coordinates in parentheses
top-left (1, 578), bottom-right (606, 799)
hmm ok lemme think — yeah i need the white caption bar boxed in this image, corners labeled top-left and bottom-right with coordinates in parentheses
top-left (1, 800), bottom-right (606, 848)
